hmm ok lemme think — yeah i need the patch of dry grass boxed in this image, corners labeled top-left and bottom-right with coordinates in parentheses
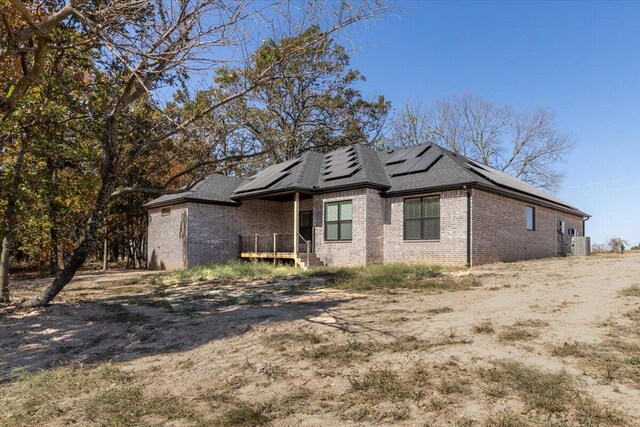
top-left (619, 284), bottom-right (640, 297)
top-left (483, 410), bottom-right (529, 427)
top-left (260, 331), bottom-right (325, 352)
top-left (317, 263), bottom-right (478, 293)
top-left (473, 320), bottom-right (495, 334)
top-left (551, 302), bottom-right (640, 386)
top-left (498, 319), bottom-right (548, 343)
top-left (552, 339), bottom-right (640, 384)
top-left (300, 334), bottom-right (472, 364)
top-left (480, 361), bottom-right (574, 413)
top-left (479, 360), bottom-right (629, 425)
top-left (161, 262), bottom-right (475, 295)
top-left (0, 364), bottom-right (200, 427)
top-left (212, 403), bottom-right (271, 426)
top-left (0, 362), bottom-right (318, 427)
top-left (162, 261), bottom-right (306, 285)
top-left (426, 306), bottom-right (454, 314)
top-left (343, 360), bottom-right (480, 423)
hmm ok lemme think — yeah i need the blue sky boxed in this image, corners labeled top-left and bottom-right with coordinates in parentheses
top-left (346, 0), bottom-right (640, 246)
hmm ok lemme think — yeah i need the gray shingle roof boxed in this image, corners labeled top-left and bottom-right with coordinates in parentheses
top-left (145, 142), bottom-right (587, 217)
top-left (143, 174), bottom-right (244, 208)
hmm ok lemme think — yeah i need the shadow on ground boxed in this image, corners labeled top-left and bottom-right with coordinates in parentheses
top-left (0, 276), bottom-right (351, 380)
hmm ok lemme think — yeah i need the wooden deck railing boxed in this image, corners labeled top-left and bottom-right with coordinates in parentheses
top-left (239, 234), bottom-right (309, 254)
top-left (238, 233), bottom-right (311, 267)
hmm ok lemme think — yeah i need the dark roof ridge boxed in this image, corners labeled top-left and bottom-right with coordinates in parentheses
top-left (357, 144), bottom-right (391, 187)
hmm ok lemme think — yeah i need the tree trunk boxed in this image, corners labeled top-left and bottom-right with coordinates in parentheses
top-left (0, 237), bottom-right (11, 302)
top-left (22, 115), bottom-right (119, 307)
top-left (0, 136), bottom-right (28, 303)
top-left (47, 158), bottom-right (60, 275)
top-left (102, 236), bottom-right (108, 271)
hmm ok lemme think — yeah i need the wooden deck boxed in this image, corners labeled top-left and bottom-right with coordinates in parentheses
top-left (239, 252), bottom-right (298, 259)
top-left (238, 233), bottom-right (316, 267)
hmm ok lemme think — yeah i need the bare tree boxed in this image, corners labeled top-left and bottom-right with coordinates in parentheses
top-left (390, 93), bottom-right (574, 191)
top-left (606, 237), bottom-right (628, 254)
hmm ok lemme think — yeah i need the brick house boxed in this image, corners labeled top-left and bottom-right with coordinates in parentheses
top-left (144, 143), bottom-right (589, 269)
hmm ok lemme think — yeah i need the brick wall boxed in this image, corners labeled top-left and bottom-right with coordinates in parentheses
top-left (149, 198), bottom-right (318, 270)
top-left (188, 199), bottom-right (301, 264)
top-left (383, 190), bottom-right (468, 265)
top-left (313, 189), bottom-right (376, 266)
top-left (471, 189), bottom-right (584, 265)
top-left (187, 203), bottom-right (240, 266)
top-left (148, 187), bottom-right (585, 270)
top-left (147, 203), bottom-right (188, 270)
top-left (365, 190), bottom-right (385, 263)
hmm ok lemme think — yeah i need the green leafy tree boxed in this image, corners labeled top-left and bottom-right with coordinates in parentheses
top-left (211, 25), bottom-right (390, 166)
top-left (8, 1), bottom-right (390, 307)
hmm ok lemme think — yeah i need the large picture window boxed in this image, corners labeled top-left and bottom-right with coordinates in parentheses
top-left (325, 200), bottom-right (352, 241)
top-left (404, 196), bottom-right (440, 240)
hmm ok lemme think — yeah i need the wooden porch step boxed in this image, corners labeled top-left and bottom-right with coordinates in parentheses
top-left (298, 253), bottom-right (325, 268)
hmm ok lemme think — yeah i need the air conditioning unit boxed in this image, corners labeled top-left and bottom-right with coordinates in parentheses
top-left (572, 236), bottom-right (591, 256)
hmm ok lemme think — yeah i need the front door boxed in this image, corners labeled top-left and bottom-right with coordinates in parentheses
top-left (299, 210), bottom-right (313, 250)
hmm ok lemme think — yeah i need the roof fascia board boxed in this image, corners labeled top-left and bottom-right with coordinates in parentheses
top-left (383, 182), bottom-right (479, 197)
top-left (473, 184), bottom-right (589, 218)
top-left (232, 182), bottom-right (391, 200)
top-left (144, 197), bottom-right (240, 209)
top-left (383, 183), bottom-right (588, 218)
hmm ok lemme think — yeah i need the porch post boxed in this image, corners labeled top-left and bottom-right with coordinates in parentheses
top-left (293, 192), bottom-right (299, 256)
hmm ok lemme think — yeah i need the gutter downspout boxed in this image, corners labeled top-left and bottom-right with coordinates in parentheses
top-left (583, 216), bottom-right (589, 237)
top-left (465, 185), bottom-right (472, 267)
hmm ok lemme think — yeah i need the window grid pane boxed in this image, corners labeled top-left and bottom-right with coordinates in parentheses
top-left (339, 201), bottom-right (352, 221)
top-left (423, 218), bottom-right (440, 240)
top-left (326, 204), bottom-right (338, 221)
top-left (423, 197), bottom-right (440, 218)
top-left (341, 221), bottom-right (352, 240)
top-left (326, 223), bottom-right (339, 240)
top-left (404, 219), bottom-right (421, 240)
top-left (405, 198), bottom-right (422, 219)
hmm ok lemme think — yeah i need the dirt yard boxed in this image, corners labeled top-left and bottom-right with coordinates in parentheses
top-left (2, 254), bottom-right (640, 426)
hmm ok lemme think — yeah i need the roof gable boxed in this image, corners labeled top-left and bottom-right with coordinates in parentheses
top-left (143, 174), bottom-right (244, 208)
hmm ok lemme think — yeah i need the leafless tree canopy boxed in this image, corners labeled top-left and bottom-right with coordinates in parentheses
top-left (390, 93), bottom-right (574, 192)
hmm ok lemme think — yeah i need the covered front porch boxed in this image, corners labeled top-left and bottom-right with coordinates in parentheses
top-left (236, 192), bottom-right (321, 268)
